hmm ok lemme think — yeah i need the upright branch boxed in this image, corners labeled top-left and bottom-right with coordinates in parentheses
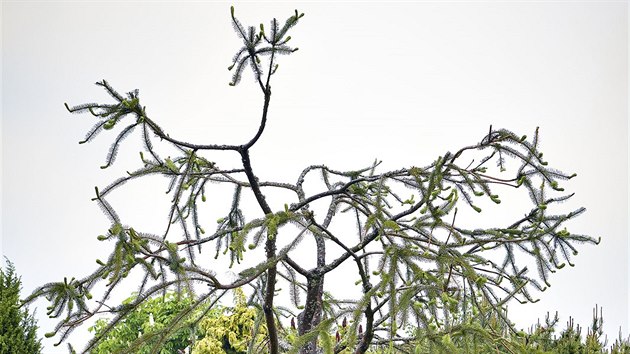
top-left (228, 8), bottom-right (303, 354)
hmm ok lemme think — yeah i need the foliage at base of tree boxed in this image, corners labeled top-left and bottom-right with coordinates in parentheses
top-left (364, 303), bottom-right (630, 354)
top-left (91, 290), bottom-right (630, 354)
top-left (0, 259), bottom-right (42, 354)
top-left (193, 289), bottom-right (267, 354)
top-left (89, 292), bottom-right (213, 354)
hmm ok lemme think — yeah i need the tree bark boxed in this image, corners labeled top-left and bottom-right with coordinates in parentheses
top-left (298, 275), bottom-right (324, 354)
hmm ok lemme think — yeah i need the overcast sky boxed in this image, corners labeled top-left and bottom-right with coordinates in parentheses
top-left (2, 1), bottom-right (628, 352)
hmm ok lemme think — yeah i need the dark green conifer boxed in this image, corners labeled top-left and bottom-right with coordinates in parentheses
top-left (0, 259), bottom-right (42, 354)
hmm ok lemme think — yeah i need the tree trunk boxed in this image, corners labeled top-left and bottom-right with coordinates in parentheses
top-left (297, 276), bottom-right (324, 354)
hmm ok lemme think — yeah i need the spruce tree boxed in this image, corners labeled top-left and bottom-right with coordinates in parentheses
top-left (0, 259), bottom-right (42, 354)
top-left (25, 7), bottom-right (598, 354)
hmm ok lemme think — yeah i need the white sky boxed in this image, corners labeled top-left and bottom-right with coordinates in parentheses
top-left (2, 1), bottom-right (628, 353)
